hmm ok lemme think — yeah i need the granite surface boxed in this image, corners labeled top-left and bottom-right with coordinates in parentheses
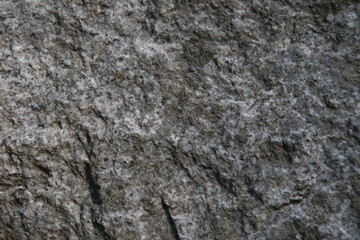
top-left (0, 0), bottom-right (360, 239)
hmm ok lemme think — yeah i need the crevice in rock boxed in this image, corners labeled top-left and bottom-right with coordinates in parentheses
top-left (161, 198), bottom-right (181, 240)
top-left (90, 208), bottom-right (114, 240)
top-left (247, 187), bottom-right (264, 204)
top-left (33, 163), bottom-right (52, 176)
top-left (269, 198), bottom-right (304, 211)
top-left (76, 127), bottom-right (113, 239)
top-left (72, 124), bottom-right (96, 161)
top-left (172, 155), bottom-right (194, 181)
top-left (212, 168), bottom-right (237, 196)
top-left (84, 162), bottom-right (103, 205)
top-left (91, 107), bottom-right (108, 124)
top-left (78, 205), bottom-right (87, 240)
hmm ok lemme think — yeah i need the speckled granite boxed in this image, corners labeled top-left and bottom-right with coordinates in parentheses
top-left (0, 0), bottom-right (359, 239)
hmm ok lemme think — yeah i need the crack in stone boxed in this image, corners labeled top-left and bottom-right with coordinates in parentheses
top-left (90, 208), bottom-right (114, 240)
top-left (84, 162), bottom-right (103, 205)
top-left (161, 198), bottom-right (181, 240)
top-left (84, 163), bottom-right (114, 240)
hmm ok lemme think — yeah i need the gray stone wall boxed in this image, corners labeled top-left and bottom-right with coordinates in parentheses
top-left (0, 0), bottom-right (359, 239)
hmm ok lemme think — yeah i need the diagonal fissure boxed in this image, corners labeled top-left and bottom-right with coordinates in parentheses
top-left (84, 162), bottom-right (103, 205)
top-left (161, 198), bottom-right (181, 240)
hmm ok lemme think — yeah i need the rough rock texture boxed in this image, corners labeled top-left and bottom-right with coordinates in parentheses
top-left (1, 0), bottom-right (360, 239)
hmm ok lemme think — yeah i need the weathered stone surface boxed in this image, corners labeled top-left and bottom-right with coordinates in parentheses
top-left (0, 0), bottom-right (359, 239)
